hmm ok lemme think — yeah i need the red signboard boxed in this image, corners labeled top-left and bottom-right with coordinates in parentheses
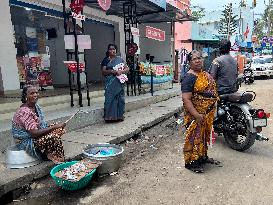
top-left (64, 61), bottom-right (85, 73)
top-left (98, 0), bottom-right (111, 11)
top-left (146, 26), bottom-right (165, 42)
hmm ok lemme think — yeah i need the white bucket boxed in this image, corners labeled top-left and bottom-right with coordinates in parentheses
top-left (6, 145), bottom-right (41, 169)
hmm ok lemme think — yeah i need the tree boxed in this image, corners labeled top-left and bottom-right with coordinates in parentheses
top-left (253, 5), bottom-right (273, 38)
top-left (218, 3), bottom-right (238, 38)
top-left (191, 6), bottom-right (205, 22)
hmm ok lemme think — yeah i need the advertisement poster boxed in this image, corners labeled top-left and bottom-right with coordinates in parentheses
top-left (27, 37), bottom-right (38, 51)
top-left (26, 27), bottom-right (37, 38)
top-left (16, 57), bottom-right (26, 81)
top-left (41, 54), bottom-right (50, 69)
top-left (37, 31), bottom-right (46, 53)
top-left (16, 55), bottom-right (53, 87)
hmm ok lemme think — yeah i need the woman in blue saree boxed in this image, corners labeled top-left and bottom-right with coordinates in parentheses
top-left (12, 85), bottom-right (66, 164)
top-left (101, 44), bottom-right (129, 122)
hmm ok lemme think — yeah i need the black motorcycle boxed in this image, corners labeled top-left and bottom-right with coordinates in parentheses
top-left (214, 90), bottom-right (269, 151)
top-left (243, 67), bottom-right (254, 85)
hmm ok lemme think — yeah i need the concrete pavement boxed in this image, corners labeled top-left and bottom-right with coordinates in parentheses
top-left (0, 86), bottom-right (182, 199)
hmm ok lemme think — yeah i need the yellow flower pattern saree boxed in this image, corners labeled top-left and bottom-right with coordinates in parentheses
top-left (183, 71), bottom-right (218, 165)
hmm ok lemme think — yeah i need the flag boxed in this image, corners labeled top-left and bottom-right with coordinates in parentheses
top-left (244, 24), bottom-right (250, 40)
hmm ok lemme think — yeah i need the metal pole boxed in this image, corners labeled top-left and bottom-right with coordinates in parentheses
top-left (62, 0), bottom-right (74, 107)
top-left (150, 61), bottom-right (153, 96)
top-left (72, 17), bottom-right (83, 107)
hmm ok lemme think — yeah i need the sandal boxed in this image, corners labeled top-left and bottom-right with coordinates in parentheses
top-left (185, 162), bottom-right (204, 173)
top-left (202, 156), bottom-right (221, 165)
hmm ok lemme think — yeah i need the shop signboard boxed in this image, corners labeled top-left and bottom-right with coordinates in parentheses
top-left (72, 12), bottom-right (86, 21)
top-left (98, 0), bottom-right (111, 11)
top-left (149, 0), bottom-right (166, 10)
top-left (146, 26), bottom-right (165, 41)
top-left (131, 27), bottom-right (140, 36)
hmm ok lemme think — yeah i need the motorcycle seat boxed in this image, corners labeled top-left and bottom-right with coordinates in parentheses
top-left (219, 92), bottom-right (255, 103)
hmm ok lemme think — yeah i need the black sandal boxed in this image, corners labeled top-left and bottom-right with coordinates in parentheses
top-left (202, 157), bottom-right (221, 165)
top-left (185, 161), bottom-right (204, 173)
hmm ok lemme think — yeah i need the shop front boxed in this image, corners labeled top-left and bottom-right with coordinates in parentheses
top-left (0, 0), bottom-right (125, 95)
top-left (0, 0), bottom-right (191, 97)
top-left (138, 23), bottom-right (174, 85)
top-left (10, 1), bottom-right (118, 88)
top-left (138, 1), bottom-right (191, 85)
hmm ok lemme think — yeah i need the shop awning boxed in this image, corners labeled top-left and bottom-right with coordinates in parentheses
top-left (181, 39), bottom-right (220, 43)
top-left (192, 39), bottom-right (220, 42)
top-left (85, 0), bottom-right (192, 23)
top-left (138, 3), bottom-right (192, 23)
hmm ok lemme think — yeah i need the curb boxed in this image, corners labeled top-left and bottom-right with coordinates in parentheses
top-left (0, 97), bottom-right (182, 199)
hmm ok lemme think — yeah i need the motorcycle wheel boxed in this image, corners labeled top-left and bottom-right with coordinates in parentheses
top-left (223, 107), bottom-right (256, 151)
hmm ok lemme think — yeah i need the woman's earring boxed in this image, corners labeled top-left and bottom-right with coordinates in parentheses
top-left (25, 97), bottom-right (28, 101)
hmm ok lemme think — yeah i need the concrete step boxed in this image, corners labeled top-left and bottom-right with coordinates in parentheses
top-left (0, 90), bottom-right (104, 114)
top-left (0, 81), bottom-right (172, 115)
top-left (0, 96), bottom-right (106, 122)
top-left (0, 84), bottom-right (181, 153)
top-left (0, 95), bottom-right (182, 199)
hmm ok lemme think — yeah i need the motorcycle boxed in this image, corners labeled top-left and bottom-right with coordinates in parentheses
top-left (243, 65), bottom-right (255, 85)
top-left (214, 80), bottom-right (269, 151)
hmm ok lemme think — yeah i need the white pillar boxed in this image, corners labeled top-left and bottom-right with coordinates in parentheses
top-left (0, 0), bottom-right (20, 94)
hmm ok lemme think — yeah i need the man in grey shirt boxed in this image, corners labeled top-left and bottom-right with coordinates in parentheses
top-left (210, 39), bottom-right (238, 95)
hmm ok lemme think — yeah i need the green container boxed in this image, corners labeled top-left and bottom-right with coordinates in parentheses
top-left (50, 161), bottom-right (96, 191)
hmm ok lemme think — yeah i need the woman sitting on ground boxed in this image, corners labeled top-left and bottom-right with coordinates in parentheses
top-left (12, 85), bottom-right (66, 164)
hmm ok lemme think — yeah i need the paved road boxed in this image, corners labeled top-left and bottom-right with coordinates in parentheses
top-left (10, 79), bottom-right (273, 205)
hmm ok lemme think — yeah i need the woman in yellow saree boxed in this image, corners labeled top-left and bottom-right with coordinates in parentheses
top-left (181, 50), bottom-right (219, 173)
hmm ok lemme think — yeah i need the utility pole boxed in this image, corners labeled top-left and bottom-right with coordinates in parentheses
top-left (268, 0), bottom-right (272, 36)
top-left (265, 0), bottom-right (272, 36)
top-left (227, 3), bottom-right (232, 39)
top-left (239, 0), bottom-right (243, 36)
